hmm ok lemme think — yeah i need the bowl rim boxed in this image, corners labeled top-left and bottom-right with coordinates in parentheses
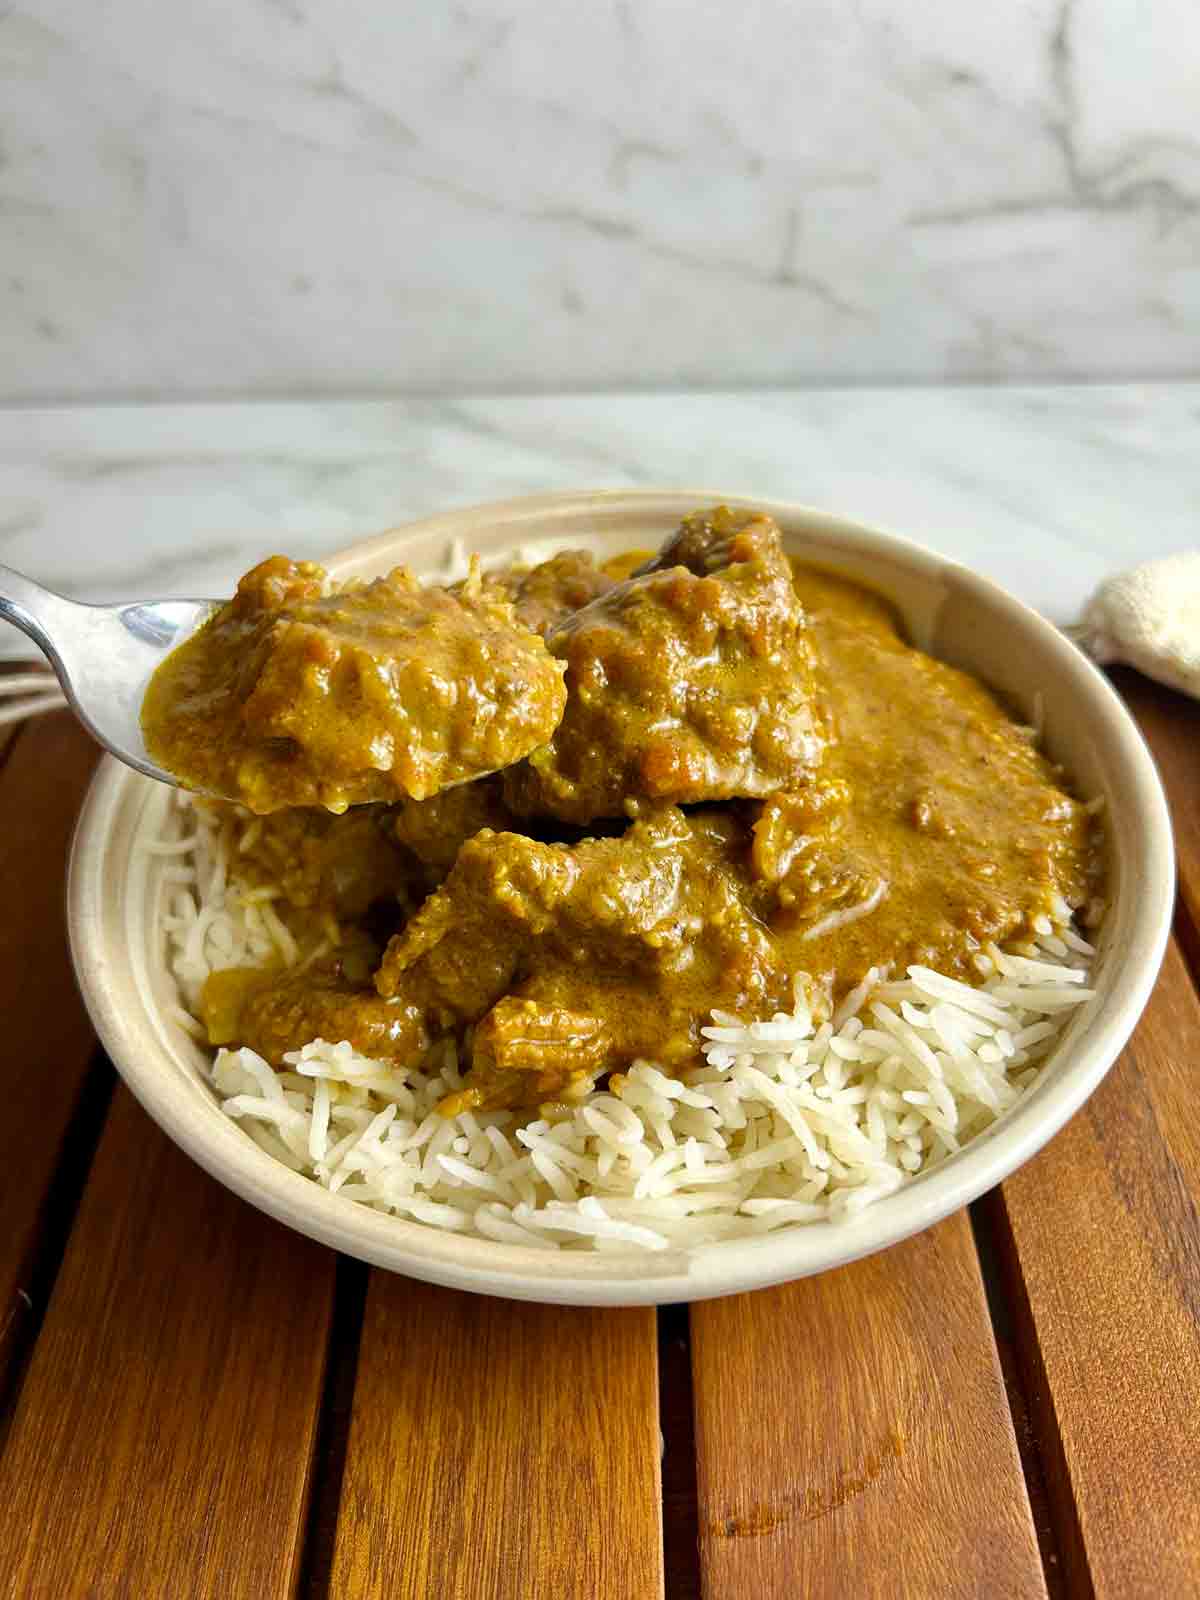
top-left (68, 489), bottom-right (1175, 1305)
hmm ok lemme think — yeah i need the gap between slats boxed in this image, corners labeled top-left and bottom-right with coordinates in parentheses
top-left (1172, 895), bottom-right (1200, 999)
top-left (968, 1199), bottom-right (1074, 1600)
top-left (972, 1184), bottom-right (1098, 1600)
top-left (298, 1256), bottom-right (370, 1600)
top-left (658, 1305), bottom-right (701, 1600)
top-left (0, 1047), bottom-right (114, 1439)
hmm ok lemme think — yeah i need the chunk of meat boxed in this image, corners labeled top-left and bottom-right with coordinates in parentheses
top-left (390, 777), bottom-right (518, 875)
top-left (218, 801), bottom-right (419, 922)
top-left (502, 508), bottom-right (827, 824)
top-left (750, 781), bottom-right (853, 885)
top-left (480, 549), bottom-right (616, 636)
top-left (375, 829), bottom-right (579, 1025)
top-left (143, 556), bottom-right (567, 813)
top-left (375, 808), bottom-right (788, 1109)
top-left (457, 997), bottom-right (612, 1111)
top-left (200, 963), bottom-right (429, 1066)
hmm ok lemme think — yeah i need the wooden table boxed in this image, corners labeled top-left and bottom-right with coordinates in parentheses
top-left (0, 671), bottom-right (1197, 1599)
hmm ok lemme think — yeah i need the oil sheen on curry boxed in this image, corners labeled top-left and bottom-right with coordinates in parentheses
top-left (146, 508), bottom-right (1102, 1115)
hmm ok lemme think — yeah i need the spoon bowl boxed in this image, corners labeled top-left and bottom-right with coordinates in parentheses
top-left (0, 565), bottom-right (217, 787)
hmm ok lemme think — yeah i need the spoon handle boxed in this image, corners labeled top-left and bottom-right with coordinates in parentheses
top-left (0, 565), bottom-right (81, 682)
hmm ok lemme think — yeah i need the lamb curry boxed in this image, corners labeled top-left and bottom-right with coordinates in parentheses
top-left (146, 508), bottom-right (1102, 1113)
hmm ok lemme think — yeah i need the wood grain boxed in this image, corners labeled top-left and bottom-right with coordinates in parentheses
top-left (328, 1278), bottom-right (664, 1600)
top-left (0, 712), bottom-right (101, 1382)
top-left (691, 1215), bottom-right (1045, 1600)
top-left (1113, 666), bottom-right (1200, 940)
top-left (0, 1088), bottom-right (336, 1600)
top-left (995, 936), bottom-right (1200, 1599)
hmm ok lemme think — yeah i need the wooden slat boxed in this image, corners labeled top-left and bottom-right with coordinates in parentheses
top-left (691, 1215), bottom-right (1045, 1600)
top-left (0, 711), bottom-right (101, 1379)
top-left (328, 1278), bottom-right (664, 1600)
top-left (0, 1088), bottom-right (336, 1599)
top-left (994, 936), bottom-right (1200, 1598)
top-left (1112, 666), bottom-right (1200, 936)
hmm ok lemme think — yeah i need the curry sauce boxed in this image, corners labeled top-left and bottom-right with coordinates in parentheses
top-left (148, 510), bottom-right (1100, 1112)
top-left (142, 555), bottom-right (566, 813)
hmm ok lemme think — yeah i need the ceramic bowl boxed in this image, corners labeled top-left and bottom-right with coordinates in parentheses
top-left (68, 491), bottom-right (1174, 1305)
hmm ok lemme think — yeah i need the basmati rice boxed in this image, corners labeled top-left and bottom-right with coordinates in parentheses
top-left (155, 793), bottom-right (1098, 1251)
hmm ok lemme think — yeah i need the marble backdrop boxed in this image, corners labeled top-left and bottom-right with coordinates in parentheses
top-left (1, 386), bottom-right (1196, 647)
top-left (1, 1), bottom-right (1197, 401)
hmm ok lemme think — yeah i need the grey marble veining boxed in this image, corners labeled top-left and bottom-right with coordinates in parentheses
top-left (1, 3), bottom-right (1197, 401)
top-left (0, 385), bottom-right (1195, 662)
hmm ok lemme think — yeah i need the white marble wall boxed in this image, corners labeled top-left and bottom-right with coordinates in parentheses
top-left (2, 386), bottom-right (1196, 634)
top-left (2, 1), bottom-right (1197, 401)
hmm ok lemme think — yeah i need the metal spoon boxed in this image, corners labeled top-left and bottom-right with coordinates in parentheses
top-left (0, 565), bottom-right (217, 786)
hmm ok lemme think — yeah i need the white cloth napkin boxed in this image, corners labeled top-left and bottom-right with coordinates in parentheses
top-left (1069, 551), bottom-right (1200, 701)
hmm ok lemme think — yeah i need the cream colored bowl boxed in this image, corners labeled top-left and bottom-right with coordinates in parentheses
top-left (68, 492), bottom-right (1174, 1305)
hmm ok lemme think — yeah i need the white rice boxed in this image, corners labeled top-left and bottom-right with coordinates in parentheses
top-left (155, 794), bottom-right (1097, 1252)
